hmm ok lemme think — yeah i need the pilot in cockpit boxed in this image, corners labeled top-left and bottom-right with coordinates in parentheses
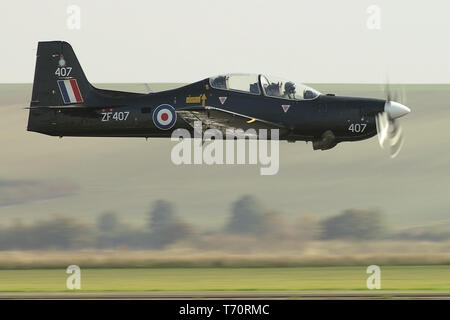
top-left (283, 81), bottom-right (296, 99)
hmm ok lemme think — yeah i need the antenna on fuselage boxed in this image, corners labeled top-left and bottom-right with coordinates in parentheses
top-left (143, 83), bottom-right (152, 93)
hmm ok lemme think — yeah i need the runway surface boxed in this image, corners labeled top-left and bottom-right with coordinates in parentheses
top-left (2, 291), bottom-right (450, 300)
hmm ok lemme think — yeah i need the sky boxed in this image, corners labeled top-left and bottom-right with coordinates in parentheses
top-left (1, 0), bottom-right (450, 83)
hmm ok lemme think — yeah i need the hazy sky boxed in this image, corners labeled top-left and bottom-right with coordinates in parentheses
top-left (1, 0), bottom-right (450, 83)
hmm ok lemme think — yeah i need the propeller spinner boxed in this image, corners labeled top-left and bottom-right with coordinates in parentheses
top-left (376, 85), bottom-right (411, 158)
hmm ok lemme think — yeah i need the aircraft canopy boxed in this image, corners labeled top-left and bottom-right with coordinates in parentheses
top-left (209, 74), bottom-right (320, 100)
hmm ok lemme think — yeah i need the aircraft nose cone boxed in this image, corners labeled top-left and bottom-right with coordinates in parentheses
top-left (384, 101), bottom-right (411, 119)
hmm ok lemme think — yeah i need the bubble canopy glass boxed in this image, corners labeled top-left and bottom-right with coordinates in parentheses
top-left (209, 74), bottom-right (321, 100)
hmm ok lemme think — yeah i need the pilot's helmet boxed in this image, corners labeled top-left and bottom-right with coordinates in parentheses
top-left (284, 81), bottom-right (296, 95)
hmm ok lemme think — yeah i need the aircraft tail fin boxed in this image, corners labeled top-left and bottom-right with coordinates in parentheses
top-left (30, 41), bottom-right (95, 107)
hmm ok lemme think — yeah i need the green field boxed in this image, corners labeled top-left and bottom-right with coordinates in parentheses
top-left (1, 266), bottom-right (450, 292)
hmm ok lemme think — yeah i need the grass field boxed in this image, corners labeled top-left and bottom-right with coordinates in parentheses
top-left (1, 266), bottom-right (450, 293)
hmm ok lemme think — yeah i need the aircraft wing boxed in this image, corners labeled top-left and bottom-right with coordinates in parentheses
top-left (176, 106), bottom-right (287, 137)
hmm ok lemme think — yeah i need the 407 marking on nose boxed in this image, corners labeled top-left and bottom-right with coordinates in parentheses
top-left (348, 123), bottom-right (367, 133)
top-left (101, 111), bottom-right (130, 122)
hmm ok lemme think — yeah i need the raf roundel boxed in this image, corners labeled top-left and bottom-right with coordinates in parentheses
top-left (152, 104), bottom-right (177, 130)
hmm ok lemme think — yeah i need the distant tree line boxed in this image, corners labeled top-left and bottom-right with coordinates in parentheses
top-left (0, 200), bottom-right (190, 250)
top-left (0, 195), bottom-right (443, 250)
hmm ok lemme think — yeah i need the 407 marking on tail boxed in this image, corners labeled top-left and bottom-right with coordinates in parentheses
top-left (55, 67), bottom-right (72, 77)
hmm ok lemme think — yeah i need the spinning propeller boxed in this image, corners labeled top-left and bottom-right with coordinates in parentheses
top-left (375, 83), bottom-right (411, 158)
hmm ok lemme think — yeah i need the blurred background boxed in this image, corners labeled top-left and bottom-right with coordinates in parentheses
top-left (0, 1), bottom-right (450, 293)
top-left (1, 83), bottom-right (450, 273)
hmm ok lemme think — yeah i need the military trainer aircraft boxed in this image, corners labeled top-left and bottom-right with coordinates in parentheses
top-left (28, 41), bottom-right (411, 157)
